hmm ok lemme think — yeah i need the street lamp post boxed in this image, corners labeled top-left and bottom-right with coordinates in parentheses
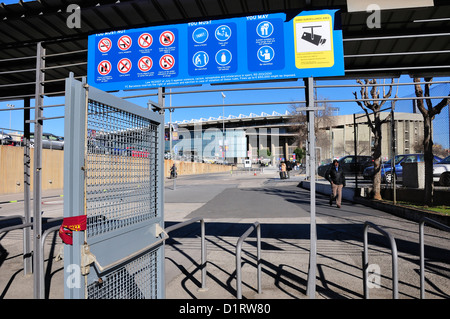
top-left (7, 103), bottom-right (15, 130)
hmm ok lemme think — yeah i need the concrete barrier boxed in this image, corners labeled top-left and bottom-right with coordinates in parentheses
top-left (299, 179), bottom-right (450, 227)
top-left (0, 146), bottom-right (233, 194)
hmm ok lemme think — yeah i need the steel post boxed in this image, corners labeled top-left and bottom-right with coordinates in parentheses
top-left (33, 42), bottom-right (45, 299)
top-left (305, 77), bottom-right (317, 299)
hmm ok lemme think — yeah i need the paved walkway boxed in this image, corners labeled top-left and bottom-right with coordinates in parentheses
top-left (1, 168), bottom-right (449, 299)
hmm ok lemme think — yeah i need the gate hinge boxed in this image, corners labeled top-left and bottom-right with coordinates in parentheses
top-left (81, 243), bottom-right (97, 275)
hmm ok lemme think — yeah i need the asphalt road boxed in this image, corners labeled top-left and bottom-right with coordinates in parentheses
top-left (164, 170), bottom-right (450, 299)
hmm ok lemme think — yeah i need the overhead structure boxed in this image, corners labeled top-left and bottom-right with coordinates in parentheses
top-left (1, 0), bottom-right (450, 100)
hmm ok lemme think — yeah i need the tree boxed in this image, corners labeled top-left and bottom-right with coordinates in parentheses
top-left (294, 147), bottom-right (306, 162)
top-left (353, 79), bottom-right (395, 200)
top-left (413, 78), bottom-right (450, 206)
top-left (288, 98), bottom-right (335, 161)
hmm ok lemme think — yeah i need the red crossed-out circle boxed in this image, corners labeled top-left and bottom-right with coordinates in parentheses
top-left (117, 58), bottom-right (132, 74)
top-left (118, 35), bottom-right (132, 50)
top-left (98, 38), bottom-right (112, 53)
top-left (138, 56), bottom-right (153, 72)
top-left (159, 54), bottom-right (175, 70)
top-left (97, 60), bottom-right (111, 75)
top-left (159, 31), bottom-right (175, 46)
top-left (138, 33), bottom-right (153, 49)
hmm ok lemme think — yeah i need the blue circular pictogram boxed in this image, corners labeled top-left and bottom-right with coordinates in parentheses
top-left (215, 49), bottom-right (232, 66)
top-left (192, 27), bottom-right (209, 44)
top-left (256, 21), bottom-right (274, 38)
top-left (257, 46), bottom-right (275, 63)
top-left (215, 25), bottom-right (232, 42)
top-left (193, 51), bottom-right (209, 68)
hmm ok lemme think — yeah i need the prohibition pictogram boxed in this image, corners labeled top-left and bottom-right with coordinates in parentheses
top-left (98, 38), bottom-right (112, 53)
top-left (138, 56), bottom-right (153, 72)
top-left (138, 33), bottom-right (153, 49)
top-left (159, 31), bottom-right (175, 46)
top-left (159, 54), bottom-right (175, 70)
top-left (98, 60), bottom-right (111, 75)
top-left (117, 58), bottom-right (132, 74)
top-left (118, 35), bottom-right (132, 50)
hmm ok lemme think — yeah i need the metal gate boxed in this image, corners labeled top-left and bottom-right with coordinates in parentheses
top-left (63, 75), bottom-right (165, 299)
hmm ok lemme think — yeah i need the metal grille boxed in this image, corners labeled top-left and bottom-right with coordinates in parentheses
top-left (85, 100), bottom-right (159, 238)
top-left (86, 248), bottom-right (159, 299)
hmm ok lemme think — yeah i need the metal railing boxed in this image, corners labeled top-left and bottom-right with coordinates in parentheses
top-left (165, 217), bottom-right (207, 291)
top-left (363, 221), bottom-right (398, 299)
top-left (1, 215), bottom-right (33, 275)
top-left (1, 216), bottom-right (63, 299)
top-left (236, 222), bottom-right (261, 299)
top-left (419, 217), bottom-right (450, 299)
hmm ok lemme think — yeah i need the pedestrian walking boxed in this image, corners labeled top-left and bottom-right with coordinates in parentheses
top-left (170, 163), bottom-right (177, 179)
top-left (324, 159), bottom-right (346, 208)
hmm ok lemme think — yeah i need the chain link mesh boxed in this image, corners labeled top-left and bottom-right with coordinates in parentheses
top-left (87, 248), bottom-right (159, 299)
top-left (85, 100), bottom-right (160, 239)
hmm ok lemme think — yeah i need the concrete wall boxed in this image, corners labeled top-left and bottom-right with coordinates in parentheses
top-left (0, 146), bottom-right (232, 195)
top-left (164, 159), bottom-right (232, 177)
top-left (0, 145), bottom-right (64, 194)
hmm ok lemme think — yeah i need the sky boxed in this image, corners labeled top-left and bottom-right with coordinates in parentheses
top-left (1, 0), bottom-right (449, 147)
top-left (2, 75), bottom-right (449, 147)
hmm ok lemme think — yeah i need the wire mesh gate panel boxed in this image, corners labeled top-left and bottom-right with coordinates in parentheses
top-left (63, 76), bottom-right (165, 299)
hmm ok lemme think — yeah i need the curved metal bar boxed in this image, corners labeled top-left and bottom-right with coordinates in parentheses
top-left (236, 222), bottom-right (261, 299)
top-left (363, 221), bottom-right (398, 299)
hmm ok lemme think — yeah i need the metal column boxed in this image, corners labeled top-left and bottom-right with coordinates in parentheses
top-left (33, 42), bottom-right (45, 299)
top-left (63, 74), bottom-right (87, 299)
top-left (305, 77), bottom-right (317, 298)
top-left (23, 97), bottom-right (32, 275)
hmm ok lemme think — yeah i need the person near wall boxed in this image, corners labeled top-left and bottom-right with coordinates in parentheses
top-left (324, 159), bottom-right (346, 208)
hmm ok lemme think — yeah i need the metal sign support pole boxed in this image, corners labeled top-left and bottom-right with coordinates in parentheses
top-left (33, 42), bottom-right (45, 299)
top-left (391, 109), bottom-right (397, 204)
top-left (305, 77), bottom-right (317, 299)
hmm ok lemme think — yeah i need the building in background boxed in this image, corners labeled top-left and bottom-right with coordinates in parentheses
top-left (165, 110), bottom-right (426, 167)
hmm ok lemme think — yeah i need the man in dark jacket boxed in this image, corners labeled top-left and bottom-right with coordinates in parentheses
top-left (324, 159), bottom-right (346, 208)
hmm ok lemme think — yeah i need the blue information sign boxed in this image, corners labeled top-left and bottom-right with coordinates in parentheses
top-left (88, 10), bottom-right (344, 90)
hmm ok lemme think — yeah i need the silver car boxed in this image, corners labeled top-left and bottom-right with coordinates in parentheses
top-left (0, 132), bottom-right (14, 145)
top-left (433, 155), bottom-right (450, 186)
top-left (23, 132), bottom-right (64, 150)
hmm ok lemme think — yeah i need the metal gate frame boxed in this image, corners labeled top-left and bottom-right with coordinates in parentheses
top-left (63, 74), bottom-right (165, 299)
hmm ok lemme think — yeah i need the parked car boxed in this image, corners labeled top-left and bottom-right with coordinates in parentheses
top-left (21, 132), bottom-right (64, 150)
top-left (433, 155), bottom-right (450, 186)
top-left (318, 155), bottom-right (372, 177)
top-left (0, 132), bottom-right (14, 145)
top-left (363, 155), bottom-right (405, 180)
top-left (381, 154), bottom-right (442, 183)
